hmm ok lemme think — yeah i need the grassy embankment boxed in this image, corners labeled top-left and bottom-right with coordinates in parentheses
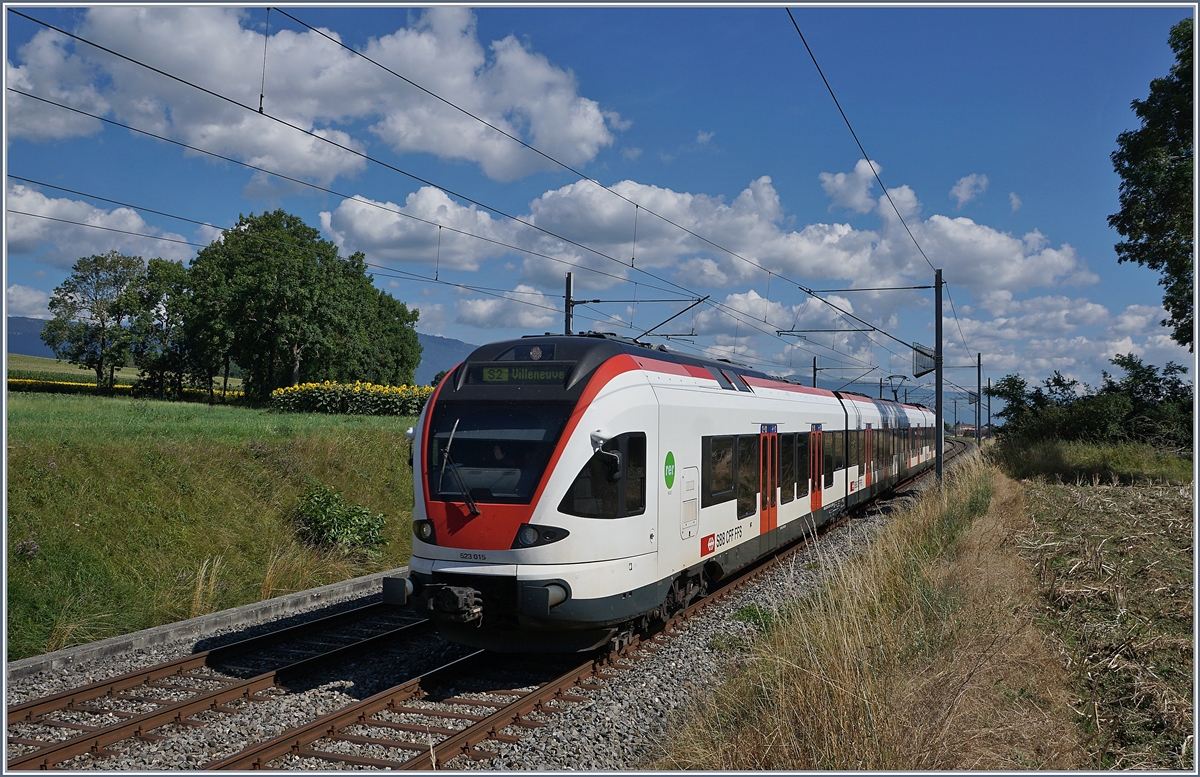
top-left (7, 353), bottom-right (244, 390)
top-left (655, 441), bottom-right (1192, 770)
top-left (6, 392), bottom-right (415, 661)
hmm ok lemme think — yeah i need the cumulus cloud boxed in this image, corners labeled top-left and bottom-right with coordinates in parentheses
top-left (455, 285), bottom-right (558, 329)
top-left (6, 183), bottom-right (194, 268)
top-left (7, 6), bottom-right (622, 183)
top-left (949, 173), bottom-right (988, 208)
top-left (6, 284), bottom-right (51, 318)
top-left (819, 158), bottom-right (879, 213)
top-left (321, 188), bottom-right (515, 271)
top-left (1009, 192), bottom-right (1022, 212)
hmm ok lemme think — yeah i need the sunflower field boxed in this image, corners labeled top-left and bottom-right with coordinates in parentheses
top-left (271, 380), bottom-right (435, 416)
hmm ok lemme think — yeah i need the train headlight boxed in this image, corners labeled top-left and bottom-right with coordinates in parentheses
top-left (512, 524), bottom-right (570, 549)
top-left (414, 520), bottom-right (436, 544)
top-left (517, 524), bottom-right (540, 547)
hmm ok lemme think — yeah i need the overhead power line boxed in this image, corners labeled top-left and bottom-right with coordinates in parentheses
top-left (7, 9), bottom-right (902, 374)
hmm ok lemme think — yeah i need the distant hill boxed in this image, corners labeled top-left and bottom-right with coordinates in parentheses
top-left (415, 332), bottom-right (477, 386)
top-left (6, 316), bottom-right (55, 359)
top-left (7, 316), bottom-right (475, 386)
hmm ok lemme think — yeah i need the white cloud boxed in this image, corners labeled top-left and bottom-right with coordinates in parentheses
top-left (6, 284), bottom-right (51, 318)
top-left (6, 183), bottom-right (194, 268)
top-left (819, 158), bottom-right (879, 213)
top-left (696, 130), bottom-right (714, 145)
top-left (455, 285), bottom-right (558, 329)
top-left (949, 173), bottom-right (988, 208)
top-left (7, 6), bottom-right (621, 184)
top-left (320, 188), bottom-right (516, 271)
top-left (1009, 192), bottom-right (1022, 212)
top-left (622, 147), bottom-right (643, 161)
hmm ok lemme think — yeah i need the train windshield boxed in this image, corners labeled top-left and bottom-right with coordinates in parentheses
top-left (426, 401), bottom-right (574, 504)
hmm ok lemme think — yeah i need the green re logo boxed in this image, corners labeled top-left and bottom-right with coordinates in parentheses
top-left (664, 451), bottom-right (676, 489)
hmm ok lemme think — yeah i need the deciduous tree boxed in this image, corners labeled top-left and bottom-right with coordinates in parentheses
top-left (41, 250), bottom-right (144, 390)
top-left (1108, 17), bottom-right (1194, 351)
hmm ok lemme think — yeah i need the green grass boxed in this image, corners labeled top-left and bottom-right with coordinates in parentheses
top-left (7, 353), bottom-right (244, 390)
top-left (6, 393), bottom-right (416, 659)
top-left (987, 438), bottom-right (1192, 484)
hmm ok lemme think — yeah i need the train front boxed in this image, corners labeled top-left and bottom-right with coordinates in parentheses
top-left (399, 335), bottom-right (661, 652)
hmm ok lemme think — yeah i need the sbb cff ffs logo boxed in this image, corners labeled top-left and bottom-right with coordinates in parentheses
top-left (701, 533), bottom-right (716, 556)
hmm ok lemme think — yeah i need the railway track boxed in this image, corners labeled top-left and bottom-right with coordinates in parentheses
top-left (9, 441), bottom-right (973, 771)
top-left (206, 442), bottom-right (974, 771)
top-left (6, 602), bottom-right (428, 770)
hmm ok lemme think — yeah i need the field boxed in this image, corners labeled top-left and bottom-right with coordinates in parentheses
top-left (6, 393), bottom-right (415, 660)
top-left (7, 353), bottom-right (244, 390)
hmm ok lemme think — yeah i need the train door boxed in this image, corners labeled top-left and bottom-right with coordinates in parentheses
top-left (679, 467), bottom-right (699, 540)
top-left (758, 425), bottom-right (778, 535)
top-left (810, 424), bottom-right (824, 511)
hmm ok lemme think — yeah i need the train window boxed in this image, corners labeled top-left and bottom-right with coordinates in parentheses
top-left (831, 429), bottom-right (844, 473)
top-left (823, 431), bottom-right (835, 489)
top-left (780, 433), bottom-right (796, 504)
top-left (797, 432), bottom-right (810, 497)
top-left (736, 435), bottom-right (758, 518)
top-left (702, 436), bottom-right (736, 508)
top-left (558, 432), bottom-right (647, 519)
top-left (625, 434), bottom-right (647, 514)
top-left (427, 401), bottom-right (573, 505)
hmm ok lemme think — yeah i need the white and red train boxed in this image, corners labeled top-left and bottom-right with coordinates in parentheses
top-left (388, 333), bottom-right (936, 651)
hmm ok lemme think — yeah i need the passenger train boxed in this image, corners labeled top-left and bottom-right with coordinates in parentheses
top-left (386, 332), bottom-right (937, 652)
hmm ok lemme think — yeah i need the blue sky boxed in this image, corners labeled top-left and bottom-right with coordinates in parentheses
top-left (4, 3), bottom-right (1194, 410)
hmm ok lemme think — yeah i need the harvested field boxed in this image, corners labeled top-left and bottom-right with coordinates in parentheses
top-left (1020, 475), bottom-right (1194, 769)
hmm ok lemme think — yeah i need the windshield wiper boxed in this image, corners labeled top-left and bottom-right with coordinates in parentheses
top-left (438, 418), bottom-right (481, 516)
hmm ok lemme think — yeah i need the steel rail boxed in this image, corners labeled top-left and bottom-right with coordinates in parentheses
top-left (7, 608), bottom-right (430, 770)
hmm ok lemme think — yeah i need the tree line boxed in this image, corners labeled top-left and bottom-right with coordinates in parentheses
top-left (986, 354), bottom-right (1192, 455)
top-left (41, 210), bottom-right (421, 403)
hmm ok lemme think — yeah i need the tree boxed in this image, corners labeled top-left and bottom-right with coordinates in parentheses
top-left (126, 258), bottom-right (190, 399)
top-left (1108, 17), bottom-right (1194, 351)
top-left (41, 250), bottom-right (145, 390)
top-left (188, 210), bottom-right (421, 402)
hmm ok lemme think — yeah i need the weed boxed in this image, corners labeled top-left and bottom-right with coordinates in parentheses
top-left (292, 481), bottom-right (387, 551)
top-left (733, 604), bottom-right (777, 632)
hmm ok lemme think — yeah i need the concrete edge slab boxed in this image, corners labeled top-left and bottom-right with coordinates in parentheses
top-left (6, 567), bottom-right (409, 683)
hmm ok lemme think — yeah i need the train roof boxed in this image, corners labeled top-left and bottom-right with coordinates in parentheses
top-left (448, 332), bottom-right (927, 415)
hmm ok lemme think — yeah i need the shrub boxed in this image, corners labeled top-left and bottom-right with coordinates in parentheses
top-left (7, 378), bottom-right (244, 404)
top-left (270, 380), bottom-right (434, 416)
top-left (292, 481), bottom-right (387, 551)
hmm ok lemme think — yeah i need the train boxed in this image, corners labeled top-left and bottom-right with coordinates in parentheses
top-left (384, 332), bottom-right (937, 652)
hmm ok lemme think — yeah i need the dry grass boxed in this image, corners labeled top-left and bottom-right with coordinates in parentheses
top-left (44, 595), bottom-right (113, 654)
top-left (258, 543), bottom-right (369, 600)
top-left (1020, 476), bottom-right (1194, 769)
top-left (188, 556), bottom-right (225, 618)
top-left (654, 457), bottom-right (1087, 770)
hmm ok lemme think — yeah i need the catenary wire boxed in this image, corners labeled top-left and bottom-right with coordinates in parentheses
top-left (7, 8), bottom-right (924, 363)
top-left (8, 12), bottom-right (908, 376)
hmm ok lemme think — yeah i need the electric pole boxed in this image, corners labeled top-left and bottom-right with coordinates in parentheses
top-left (935, 269), bottom-right (944, 480)
top-left (564, 271), bottom-right (574, 335)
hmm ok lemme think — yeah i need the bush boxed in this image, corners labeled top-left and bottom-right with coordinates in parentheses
top-left (270, 380), bottom-right (434, 416)
top-left (292, 481), bottom-right (387, 551)
top-left (7, 378), bottom-right (244, 404)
